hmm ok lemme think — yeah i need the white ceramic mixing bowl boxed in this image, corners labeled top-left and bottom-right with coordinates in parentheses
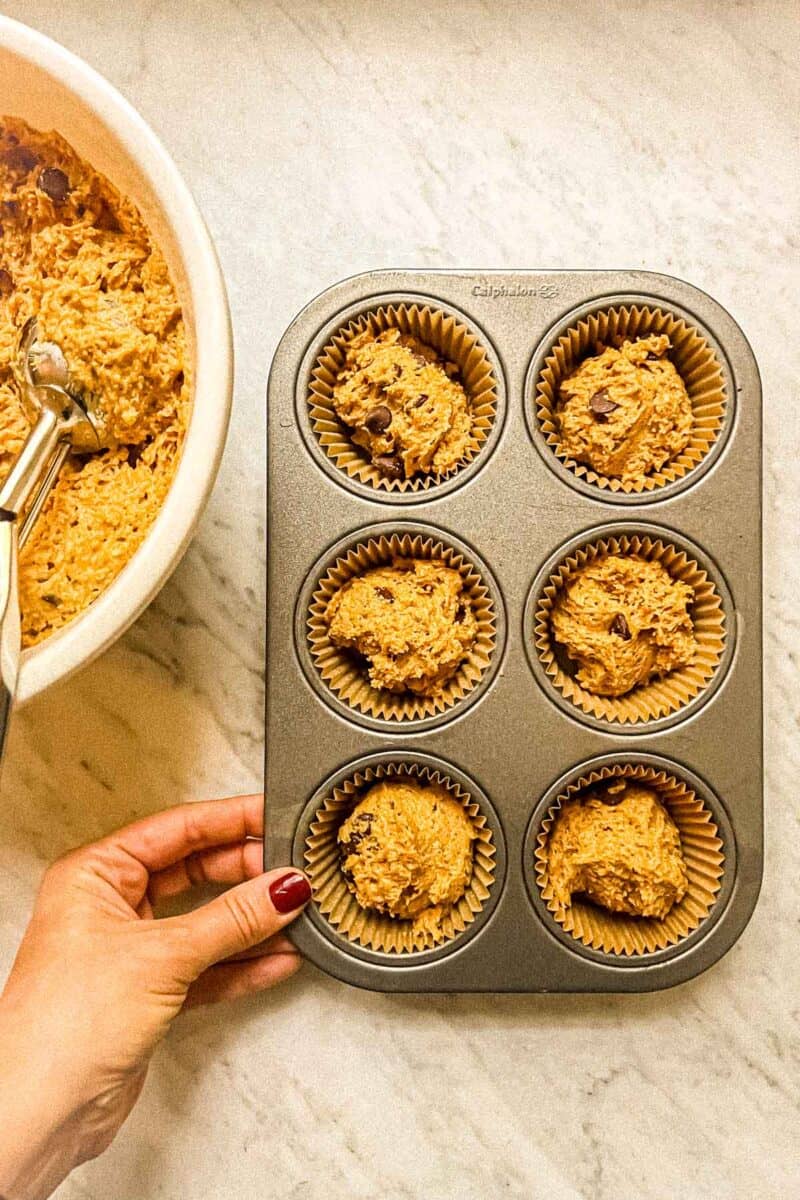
top-left (0, 15), bottom-right (233, 702)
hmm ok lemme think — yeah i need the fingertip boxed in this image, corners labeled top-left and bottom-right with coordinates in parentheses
top-left (275, 952), bottom-right (304, 983)
top-left (241, 839), bottom-right (266, 878)
top-left (266, 869), bottom-right (312, 915)
top-left (261, 865), bottom-right (310, 884)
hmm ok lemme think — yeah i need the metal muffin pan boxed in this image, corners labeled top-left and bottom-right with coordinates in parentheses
top-left (265, 269), bottom-right (762, 993)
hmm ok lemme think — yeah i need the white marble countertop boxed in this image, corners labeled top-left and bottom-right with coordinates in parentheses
top-left (0, 1), bottom-right (797, 1197)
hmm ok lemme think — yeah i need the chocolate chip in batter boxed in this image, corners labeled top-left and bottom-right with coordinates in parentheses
top-left (589, 388), bottom-right (619, 421)
top-left (37, 167), bottom-right (71, 204)
top-left (375, 586), bottom-right (394, 602)
top-left (374, 453), bottom-right (404, 480)
top-left (585, 780), bottom-right (626, 807)
top-left (364, 404), bottom-right (392, 434)
top-left (610, 613), bottom-right (632, 640)
top-left (0, 269), bottom-right (13, 297)
top-left (3, 145), bottom-right (37, 173)
top-left (95, 200), bottom-right (122, 233)
top-left (339, 812), bottom-right (374, 861)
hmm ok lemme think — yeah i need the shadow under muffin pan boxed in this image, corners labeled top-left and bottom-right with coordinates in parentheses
top-left (265, 270), bottom-right (762, 993)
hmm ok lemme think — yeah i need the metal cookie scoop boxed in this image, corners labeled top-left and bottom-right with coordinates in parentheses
top-left (0, 317), bottom-right (99, 763)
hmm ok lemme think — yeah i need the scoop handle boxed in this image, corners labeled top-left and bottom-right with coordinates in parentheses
top-left (0, 405), bottom-right (63, 771)
top-left (19, 441), bottom-right (70, 550)
top-left (0, 405), bottom-right (61, 516)
top-left (0, 516), bottom-right (19, 768)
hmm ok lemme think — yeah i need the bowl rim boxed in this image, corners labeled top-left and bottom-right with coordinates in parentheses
top-left (0, 15), bottom-right (234, 703)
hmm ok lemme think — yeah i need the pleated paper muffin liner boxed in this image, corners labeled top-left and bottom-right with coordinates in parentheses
top-left (533, 533), bottom-right (727, 726)
top-left (534, 303), bottom-right (727, 494)
top-left (304, 760), bottom-right (497, 954)
top-left (534, 763), bottom-right (724, 957)
top-left (308, 301), bottom-right (499, 494)
top-left (307, 531), bottom-right (497, 723)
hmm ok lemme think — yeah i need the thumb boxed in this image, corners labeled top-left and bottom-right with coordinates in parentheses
top-left (174, 868), bottom-right (311, 973)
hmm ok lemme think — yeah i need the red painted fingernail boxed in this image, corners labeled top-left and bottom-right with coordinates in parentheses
top-left (269, 871), bottom-right (311, 913)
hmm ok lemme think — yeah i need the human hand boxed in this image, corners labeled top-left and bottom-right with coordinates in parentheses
top-left (0, 794), bottom-right (310, 1200)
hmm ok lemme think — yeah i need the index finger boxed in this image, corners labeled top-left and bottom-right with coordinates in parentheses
top-left (110, 794), bottom-right (265, 874)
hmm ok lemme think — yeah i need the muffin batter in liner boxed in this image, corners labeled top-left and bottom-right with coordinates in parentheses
top-left (304, 761), bottom-right (496, 954)
top-left (534, 763), bottom-right (724, 956)
top-left (309, 302), bottom-right (498, 493)
top-left (307, 531), bottom-right (496, 722)
top-left (534, 304), bottom-right (726, 494)
top-left (534, 533), bottom-right (727, 725)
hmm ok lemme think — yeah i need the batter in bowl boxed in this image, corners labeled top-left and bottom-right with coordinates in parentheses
top-left (0, 116), bottom-right (188, 645)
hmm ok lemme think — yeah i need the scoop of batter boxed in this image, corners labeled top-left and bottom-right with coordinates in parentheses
top-left (331, 328), bottom-right (473, 479)
top-left (338, 779), bottom-right (475, 921)
top-left (551, 555), bottom-right (697, 697)
top-left (324, 557), bottom-right (478, 696)
top-left (556, 335), bottom-right (692, 482)
top-left (0, 116), bottom-right (184, 452)
top-left (546, 782), bottom-right (688, 919)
